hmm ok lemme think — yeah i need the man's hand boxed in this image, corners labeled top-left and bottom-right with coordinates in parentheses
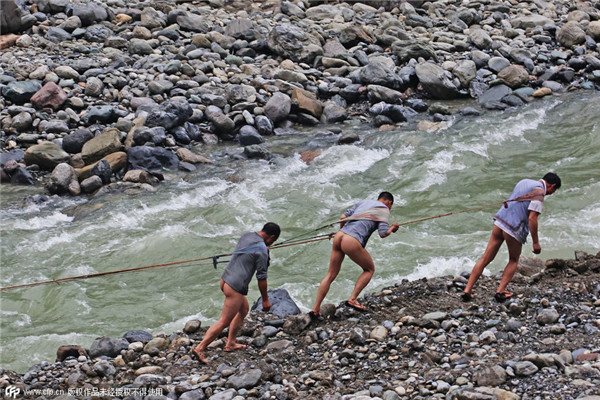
top-left (262, 298), bottom-right (271, 312)
top-left (390, 222), bottom-right (400, 233)
top-left (532, 242), bottom-right (541, 254)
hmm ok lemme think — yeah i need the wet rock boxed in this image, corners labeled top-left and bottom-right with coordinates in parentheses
top-left (127, 146), bottom-right (179, 174)
top-left (24, 142), bottom-right (70, 171)
top-left (252, 288), bottom-right (300, 317)
top-left (49, 163), bottom-right (79, 195)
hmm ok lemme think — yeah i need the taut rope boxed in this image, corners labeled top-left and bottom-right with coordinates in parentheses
top-left (2, 199), bottom-right (523, 291)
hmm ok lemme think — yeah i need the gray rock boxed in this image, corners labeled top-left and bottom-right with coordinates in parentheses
top-left (205, 106), bottom-right (235, 137)
top-left (514, 361), bottom-right (539, 376)
top-left (557, 21), bottom-right (587, 48)
top-left (93, 360), bottom-right (116, 377)
top-left (85, 77), bottom-right (104, 97)
top-left (63, 129), bottom-right (94, 154)
top-left (179, 389), bottom-right (205, 400)
top-left (536, 308), bottom-right (560, 325)
top-left (321, 101), bottom-right (347, 123)
top-left (129, 39), bottom-right (153, 55)
top-left (133, 374), bottom-right (168, 386)
top-left (488, 57), bottom-right (511, 73)
top-left (91, 159), bottom-right (111, 184)
top-left (474, 365), bottom-right (506, 386)
top-left (24, 142), bottom-right (70, 171)
top-left (89, 337), bottom-right (129, 358)
top-left (177, 12), bottom-right (210, 33)
top-left (511, 15), bottom-right (553, 29)
top-left (367, 85), bottom-right (404, 104)
top-left (133, 127), bottom-right (167, 146)
top-left (415, 62), bottom-right (461, 99)
top-left (267, 23), bottom-right (323, 64)
top-left (359, 56), bottom-right (402, 88)
top-left (264, 92), bottom-right (291, 124)
top-left (46, 27), bottom-right (72, 43)
top-left (227, 369), bottom-right (262, 389)
top-left (469, 28), bottom-right (493, 50)
top-left (127, 146), bottom-right (179, 174)
top-left (80, 175), bottom-right (102, 193)
top-left (207, 388), bottom-right (236, 400)
top-left (391, 40), bottom-right (437, 63)
top-left (49, 163), bottom-right (78, 195)
top-left (477, 84), bottom-right (512, 104)
top-left (1, 0), bottom-right (22, 33)
top-left (453, 60), bottom-right (477, 88)
top-left (237, 126), bottom-right (264, 146)
top-left (251, 288), bottom-right (299, 317)
top-left (2, 80), bottom-right (42, 104)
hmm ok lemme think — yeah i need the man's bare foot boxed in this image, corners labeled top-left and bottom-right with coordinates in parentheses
top-left (224, 343), bottom-right (247, 352)
top-left (192, 347), bottom-right (209, 364)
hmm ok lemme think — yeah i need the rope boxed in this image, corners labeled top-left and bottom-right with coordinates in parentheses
top-left (0, 200), bottom-right (513, 292)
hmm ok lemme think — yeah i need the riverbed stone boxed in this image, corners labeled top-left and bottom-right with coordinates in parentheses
top-left (89, 337), bottom-right (129, 358)
top-left (81, 128), bottom-right (124, 165)
top-left (24, 142), bottom-right (70, 170)
top-left (415, 62), bottom-right (461, 99)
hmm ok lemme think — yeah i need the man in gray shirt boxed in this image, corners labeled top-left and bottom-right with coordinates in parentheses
top-left (193, 222), bottom-right (280, 363)
top-left (312, 192), bottom-right (400, 315)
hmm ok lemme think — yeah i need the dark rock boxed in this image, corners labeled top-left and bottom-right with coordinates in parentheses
top-left (238, 125), bottom-right (264, 146)
top-left (46, 27), bottom-right (72, 43)
top-left (84, 106), bottom-right (119, 125)
top-left (2, 80), bottom-right (42, 104)
top-left (133, 126), bottom-right (167, 146)
top-left (88, 337), bottom-right (129, 358)
top-left (123, 330), bottom-right (153, 343)
top-left (63, 129), bottom-right (94, 154)
top-left (251, 288), bottom-right (300, 317)
top-left (1, 0), bottom-right (22, 33)
top-left (91, 159), bottom-right (111, 184)
top-left (127, 146), bottom-right (180, 174)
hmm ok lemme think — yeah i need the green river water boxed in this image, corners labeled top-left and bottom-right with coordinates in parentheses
top-left (1, 91), bottom-right (599, 372)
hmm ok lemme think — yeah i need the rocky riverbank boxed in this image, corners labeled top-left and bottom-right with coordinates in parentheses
top-left (1, 251), bottom-right (599, 399)
top-left (1, 0), bottom-right (600, 198)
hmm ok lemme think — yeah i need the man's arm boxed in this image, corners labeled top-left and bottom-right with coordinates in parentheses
top-left (379, 222), bottom-right (400, 238)
top-left (529, 211), bottom-right (541, 254)
top-left (257, 279), bottom-right (270, 311)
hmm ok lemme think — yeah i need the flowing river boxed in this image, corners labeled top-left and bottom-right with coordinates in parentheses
top-left (1, 91), bottom-right (599, 372)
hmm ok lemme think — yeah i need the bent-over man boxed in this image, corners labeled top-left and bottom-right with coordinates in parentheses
top-left (311, 192), bottom-right (400, 315)
top-left (193, 222), bottom-right (280, 363)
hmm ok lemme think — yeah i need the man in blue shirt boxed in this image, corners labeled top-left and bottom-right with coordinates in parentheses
top-left (462, 173), bottom-right (561, 302)
top-left (193, 222), bottom-right (280, 363)
top-left (311, 192), bottom-right (400, 315)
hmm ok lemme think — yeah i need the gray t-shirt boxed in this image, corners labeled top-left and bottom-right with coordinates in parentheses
top-left (340, 200), bottom-right (390, 247)
top-left (221, 232), bottom-right (269, 295)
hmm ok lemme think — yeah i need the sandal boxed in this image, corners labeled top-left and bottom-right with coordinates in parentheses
top-left (461, 292), bottom-right (474, 302)
top-left (345, 300), bottom-right (367, 312)
top-left (494, 291), bottom-right (513, 303)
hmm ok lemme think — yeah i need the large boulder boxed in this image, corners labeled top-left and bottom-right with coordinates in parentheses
top-left (264, 92), bottom-right (291, 124)
top-left (24, 142), bottom-right (70, 170)
top-left (251, 288), bottom-right (300, 317)
top-left (30, 82), bottom-right (68, 110)
top-left (1, 0), bottom-right (22, 33)
top-left (127, 146), bottom-right (179, 174)
top-left (557, 21), bottom-right (586, 48)
top-left (415, 62), bottom-right (461, 99)
top-left (267, 23), bottom-right (323, 64)
top-left (81, 128), bottom-right (124, 165)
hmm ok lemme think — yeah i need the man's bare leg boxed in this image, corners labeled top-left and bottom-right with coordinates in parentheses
top-left (463, 225), bottom-right (505, 296)
top-left (342, 235), bottom-right (375, 309)
top-left (312, 231), bottom-right (345, 315)
top-left (224, 295), bottom-right (249, 351)
top-left (193, 280), bottom-right (245, 363)
top-left (496, 231), bottom-right (523, 295)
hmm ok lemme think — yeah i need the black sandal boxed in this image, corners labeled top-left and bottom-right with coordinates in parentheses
top-left (461, 292), bottom-right (473, 302)
top-left (494, 291), bottom-right (513, 303)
